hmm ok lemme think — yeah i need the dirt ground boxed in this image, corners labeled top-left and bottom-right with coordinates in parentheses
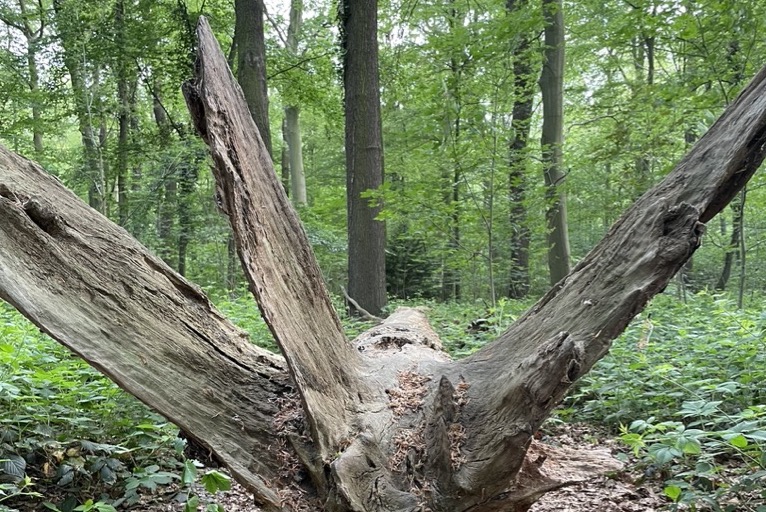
top-left (141, 423), bottom-right (667, 512)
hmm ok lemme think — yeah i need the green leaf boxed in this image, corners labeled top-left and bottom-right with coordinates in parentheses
top-left (648, 444), bottom-right (680, 465)
top-left (664, 485), bottom-right (682, 502)
top-left (744, 430), bottom-right (766, 441)
top-left (0, 454), bottom-right (26, 482)
top-left (729, 434), bottom-right (748, 449)
top-left (184, 495), bottom-right (199, 512)
top-left (201, 470), bottom-right (231, 494)
top-left (74, 499), bottom-right (94, 511)
top-left (676, 437), bottom-right (701, 455)
top-left (182, 460), bottom-right (197, 486)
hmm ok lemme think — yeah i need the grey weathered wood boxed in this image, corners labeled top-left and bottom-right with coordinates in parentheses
top-left (0, 147), bottom-right (287, 509)
top-left (183, 18), bottom-right (368, 460)
top-left (451, 62), bottom-right (766, 504)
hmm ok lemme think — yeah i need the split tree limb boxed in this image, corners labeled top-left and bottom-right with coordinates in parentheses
top-left (3, 14), bottom-right (765, 511)
top-left (452, 63), bottom-right (766, 502)
top-left (0, 147), bottom-right (287, 509)
top-left (182, 18), bottom-right (367, 459)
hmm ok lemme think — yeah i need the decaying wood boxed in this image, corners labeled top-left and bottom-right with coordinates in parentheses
top-left (184, 16), bottom-right (766, 509)
top-left (0, 148), bottom-right (287, 509)
top-left (2, 14), bottom-right (766, 512)
top-left (183, 17), bottom-right (367, 461)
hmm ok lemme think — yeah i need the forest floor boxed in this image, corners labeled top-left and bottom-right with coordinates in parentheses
top-left (134, 423), bottom-right (667, 511)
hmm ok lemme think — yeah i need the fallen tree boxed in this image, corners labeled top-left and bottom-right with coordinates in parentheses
top-left (2, 17), bottom-right (766, 511)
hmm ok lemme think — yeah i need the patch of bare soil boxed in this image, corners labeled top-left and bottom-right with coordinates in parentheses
top-left (529, 422), bottom-right (666, 512)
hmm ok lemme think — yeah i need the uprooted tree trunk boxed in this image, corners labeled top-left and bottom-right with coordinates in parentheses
top-left (2, 17), bottom-right (766, 511)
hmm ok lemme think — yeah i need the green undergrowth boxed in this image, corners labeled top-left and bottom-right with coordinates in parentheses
top-left (0, 304), bottom-right (228, 512)
top-left (2, 291), bottom-right (765, 510)
top-left (563, 291), bottom-right (766, 511)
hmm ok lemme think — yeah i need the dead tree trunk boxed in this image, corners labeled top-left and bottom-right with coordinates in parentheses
top-left (3, 17), bottom-right (766, 511)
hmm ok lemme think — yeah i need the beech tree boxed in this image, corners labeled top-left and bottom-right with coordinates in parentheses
top-left (340, 0), bottom-right (387, 316)
top-left (540, 0), bottom-right (571, 285)
top-left (234, 0), bottom-right (272, 157)
top-left (2, 18), bottom-right (766, 511)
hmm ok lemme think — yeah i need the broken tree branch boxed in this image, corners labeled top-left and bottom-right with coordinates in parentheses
top-left (183, 17), bottom-right (367, 459)
top-left (0, 146), bottom-right (288, 509)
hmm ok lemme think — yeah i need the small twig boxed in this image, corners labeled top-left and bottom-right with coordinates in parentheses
top-left (262, 3), bottom-right (288, 47)
top-left (267, 50), bottom-right (335, 80)
top-left (340, 286), bottom-right (383, 323)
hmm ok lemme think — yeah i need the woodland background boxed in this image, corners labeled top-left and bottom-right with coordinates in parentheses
top-left (2, 0), bottom-right (765, 304)
top-left (1, 0), bottom-right (766, 511)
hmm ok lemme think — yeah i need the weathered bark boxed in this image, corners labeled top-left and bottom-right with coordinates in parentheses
top-left (0, 145), bottom-right (289, 509)
top-left (539, 0), bottom-right (571, 285)
top-left (3, 17), bottom-right (766, 512)
top-left (340, 0), bottom-right (387, 316)
top-left (184, 18), bottom-right (367, 460)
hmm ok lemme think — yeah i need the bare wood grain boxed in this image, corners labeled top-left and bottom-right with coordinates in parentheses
top-left (0, 146), bottom-right (287, 509)
top-left (183, 18), bottom-right (366, 459)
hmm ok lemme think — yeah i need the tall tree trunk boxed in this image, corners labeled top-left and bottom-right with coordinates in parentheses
top-left (115, 0), bottom-right (130, 227)
top-left (177, 162), bottom-right (197, 277)
top-left (16, 0), bottom-right (45, 154)
top-left (340, 0), bottom-right (387, 316)
top-left (285, 106), bottom-right (306, 205)
top-left (152, 83), bottom-right (177, 268)
top-left (4, 19), bottom-right (766, 511)
top-left (285, 0), bottom-right (307, 205)
top-left (280, 116), bottom-right (291, 193)
top-left (714, 34), bottom-right (745, 291)
top-left (736, 187), bottom-right (747, 308)
top-left (53, 0), bottom-right (105, 213)
top-left (440, 5), bottom-right (463, 302)
top-left (234, 0), bottom-right (273, 157)
top-left (632, 30), bottom-right (655, 196)
top-left (715, 191), bottom-right (743, 290)
top-left (507, 0), bottom-right (534, 299)
top-left (539, 0), bottom-right (570, 285)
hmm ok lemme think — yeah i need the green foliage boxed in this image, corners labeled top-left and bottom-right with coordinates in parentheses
top-left (213, 294), bottom-right (278, 351)
top-left (564, 292), bottom-right (766, 425)
top-left (619, 410), bottom-right (766, 510)
top-left (0, 301), bottom-right (234, 511)
top-left (562, 291), bottom-right (766, 510)
top-left (0, 303), bottom-right (183, 509)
